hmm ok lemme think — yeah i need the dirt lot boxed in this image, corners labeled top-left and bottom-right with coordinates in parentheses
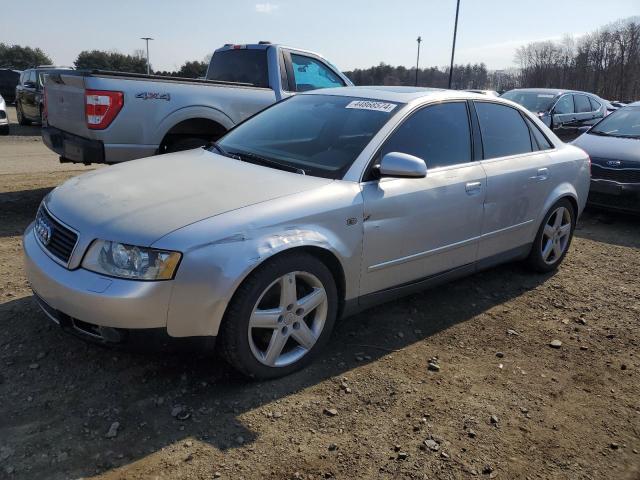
top-left (0, 109), bottom-right (639, 480)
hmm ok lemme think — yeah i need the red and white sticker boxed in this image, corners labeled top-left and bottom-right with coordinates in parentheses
top-left (346, 100), bottom-right (397, 113)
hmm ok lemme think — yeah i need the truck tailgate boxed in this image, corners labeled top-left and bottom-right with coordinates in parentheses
top-left (45, 73), bottom-right (89, 137)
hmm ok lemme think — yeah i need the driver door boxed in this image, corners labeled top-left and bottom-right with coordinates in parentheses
top-left (359, 101), bottom-right (486, 296)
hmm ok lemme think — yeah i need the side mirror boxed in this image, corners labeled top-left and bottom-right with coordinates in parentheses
top-left (376, 152), bottom-right (427, 179)
top-left (24, 81), bottom-right (36, 89)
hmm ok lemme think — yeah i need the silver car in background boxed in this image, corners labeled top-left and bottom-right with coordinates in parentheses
top-left (24, 87), bottom-right (591, 378)
top-left (0, 94), bottom-right (8, 135)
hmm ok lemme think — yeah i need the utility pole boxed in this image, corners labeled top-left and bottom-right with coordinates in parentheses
top-left (415, 36), bottom-right (422, 87)
top-left (448, 0), bottom-right (461, 89)
top-left (141, 37), bottom-right (153, 75)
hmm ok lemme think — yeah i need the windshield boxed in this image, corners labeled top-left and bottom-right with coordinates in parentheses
top-left (501, 91), bottom-right (556, 113)
top-left (216, 95), bottom-right (402, 179)
top-left (590, 106), bottom-right (640, 138)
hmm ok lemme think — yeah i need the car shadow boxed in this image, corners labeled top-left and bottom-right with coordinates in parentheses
top-left (0, 187), bottom-right (53, 237)
top-left (0, 259), bottom-right (553, 479)
top-left (574, 208), bottom-right (640, 249)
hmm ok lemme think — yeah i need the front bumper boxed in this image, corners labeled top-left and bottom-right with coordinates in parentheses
top-left (24, 223), bottom-right (173, 331)
top-left (588, 179), bottom-right (640, 213)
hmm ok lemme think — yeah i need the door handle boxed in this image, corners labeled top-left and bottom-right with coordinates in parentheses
top-left (530, 168), bottom-right (549, 181)
top-left (465, 181), bottom-right (482, 194)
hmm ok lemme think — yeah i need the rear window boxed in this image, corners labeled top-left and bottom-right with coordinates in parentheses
top-left (206, 49), bottom-right (269, 87)
top-left (501, 90), bottom-right (556, 113)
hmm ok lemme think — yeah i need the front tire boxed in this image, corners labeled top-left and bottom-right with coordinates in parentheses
top-left (526, 199), bottom-right (576, 272)
top-left (219, 252), bottom-right (338, 379)
top-left (16, 102), bottom-right (31, 126)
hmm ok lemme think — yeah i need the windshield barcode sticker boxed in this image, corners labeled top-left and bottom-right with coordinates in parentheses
top-left (346, 100), bottom-right (397, 113)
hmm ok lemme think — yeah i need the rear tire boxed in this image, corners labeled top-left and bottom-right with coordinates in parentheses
top-left (16, 102), bottom-right (31, 126)
top-left (526, 198), bottom-right (576, 273)
top-left (163, 137), bottom-right (207, 153)
top-left (219, 252), bottom-right (338, 380)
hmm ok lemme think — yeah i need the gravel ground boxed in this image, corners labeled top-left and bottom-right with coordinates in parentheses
top-left (0, 120), bottom-right (638, 480)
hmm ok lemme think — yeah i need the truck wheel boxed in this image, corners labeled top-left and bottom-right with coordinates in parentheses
top-left (16, 102), bottom-right (31, 126)
top-left (164, 137), bottom-right (207, 153)
top-left (219, 252), bottom-right (338, 379)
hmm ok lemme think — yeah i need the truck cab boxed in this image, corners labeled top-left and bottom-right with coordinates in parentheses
top-left (42, 43), bottom-right (352, 164)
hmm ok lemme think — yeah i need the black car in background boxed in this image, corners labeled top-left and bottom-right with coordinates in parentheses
top-left (15, 66), bottom-right (72, 125)
top-left (0, 68), bottom-right (21, 103)
top-left (572, 102), bottom-right (640, 214)
top-left (501, 88), bottom-right (607, 141)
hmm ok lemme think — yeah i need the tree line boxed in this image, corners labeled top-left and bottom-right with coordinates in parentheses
top-left (1, 16), bottom-right (637, 100)
top-left (516, 17), bottom-right (640, 101)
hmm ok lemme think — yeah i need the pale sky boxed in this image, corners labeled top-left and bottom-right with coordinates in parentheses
top-left (2, 0), bottom-right (638, 72)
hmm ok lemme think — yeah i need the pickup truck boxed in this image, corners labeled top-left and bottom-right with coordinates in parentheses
top-left (42, 43), bottom-right (352, 164)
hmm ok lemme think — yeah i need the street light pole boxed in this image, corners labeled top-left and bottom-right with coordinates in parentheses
top-left (448, 0), bottom-right (461, 89)
top-left (415, 36), bottom-right (422, 87)
top-left (141, 37), bottom-right (153, 75)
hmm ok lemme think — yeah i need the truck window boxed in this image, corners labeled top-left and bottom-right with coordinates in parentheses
top-left (290, 54), bottom-right (345, 92)
top-left (206, 49), bottom-right (269, 88)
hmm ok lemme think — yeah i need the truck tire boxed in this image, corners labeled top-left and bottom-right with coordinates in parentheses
top-left (16, 102), bottom-right (31, 126)
top-left (164, 137), bottom-right (207, 153)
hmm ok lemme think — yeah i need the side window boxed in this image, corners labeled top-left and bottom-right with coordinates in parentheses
top-left (575, 95), bottom-right (592, 113)
top-left (589, 97), bottom-right (602, 112)
top-left (554, 95), bottom-right (574, 114)
top-left (290, 54), bottom-right (345, 92)
top-left (28, 70), bottom-right (37, 85)
top-left (380, 102), bottom-right (472, 169)
top-left (475, 102), bottom-right (533, 159)
top-left (524, 116), bottom-right (553, 150)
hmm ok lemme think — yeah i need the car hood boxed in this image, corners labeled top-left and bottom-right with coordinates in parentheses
top-left (573, 132), bottom-right (640, 163)
top-left (45, 148), bottom-right (333, 246)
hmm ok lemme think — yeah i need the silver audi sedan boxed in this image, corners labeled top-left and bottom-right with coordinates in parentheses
top-left (24, 87), bottom-right (591, 378)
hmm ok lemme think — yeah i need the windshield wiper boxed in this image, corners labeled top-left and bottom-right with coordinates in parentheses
top-left (229, 150), bottom-right (306, 175)
top-left (207, 141), bottom-right (240, 160)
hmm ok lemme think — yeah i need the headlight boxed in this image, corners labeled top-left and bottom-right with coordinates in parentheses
top-left (82, 240), bottom-right (181, 281)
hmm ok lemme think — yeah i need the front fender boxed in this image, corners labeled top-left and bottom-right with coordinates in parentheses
top-left (165, 226), bottom-right (355, 338)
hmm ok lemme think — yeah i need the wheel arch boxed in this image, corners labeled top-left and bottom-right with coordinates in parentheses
top-left (225, 245), bottom-right (348, 322)
top-left (154, 106), bottom-right (235, 150)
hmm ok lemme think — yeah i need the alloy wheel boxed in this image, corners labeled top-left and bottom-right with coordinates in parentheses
top-left (541, 206), bottom-right (572, 265)
top-left (247, 271), bottom-right (328, 367)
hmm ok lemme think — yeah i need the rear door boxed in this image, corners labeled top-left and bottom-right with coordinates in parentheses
top-left (360, 101), bottom-right (486, 295)
top-left (474, 101), bottom-right (554, 259)
top-left (551, 94), bottom-right (578, 139)
top-left (573, 94), bottom-right (595, 131)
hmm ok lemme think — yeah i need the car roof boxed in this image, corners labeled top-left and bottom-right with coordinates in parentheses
top-left (300, 85), bottom-right (482, 103)
top-left (506, 87), bottom-right (598, 97)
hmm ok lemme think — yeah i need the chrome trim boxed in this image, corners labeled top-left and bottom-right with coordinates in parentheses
top-left (368, 219), bottom-right (534, 272)
top-left (591, 178), bottom-right (640, 187)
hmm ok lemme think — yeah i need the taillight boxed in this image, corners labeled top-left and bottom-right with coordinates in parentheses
top-left (85, 90), bottom-right (123, 130)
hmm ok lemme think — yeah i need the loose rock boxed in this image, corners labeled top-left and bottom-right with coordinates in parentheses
top-left (549, 339), bottom-right (562, 349)
top-left (105, 422), bottom-right (120, 439)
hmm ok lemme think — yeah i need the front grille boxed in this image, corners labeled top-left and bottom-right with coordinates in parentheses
top-left (591, 164), bottom-right (640, 184)
top-left (35, 207), bottom-right (78, 264)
